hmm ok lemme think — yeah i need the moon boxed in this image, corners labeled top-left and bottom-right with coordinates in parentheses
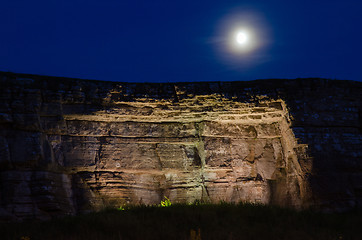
top-left (236, 32), bottom-right (247, 44)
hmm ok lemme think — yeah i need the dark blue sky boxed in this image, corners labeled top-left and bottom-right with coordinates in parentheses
top-left (1, 0), bottom-right (362, 82)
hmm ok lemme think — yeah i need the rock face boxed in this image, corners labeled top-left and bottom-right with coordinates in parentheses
top-left (0, 72), bottom-right (361, 221)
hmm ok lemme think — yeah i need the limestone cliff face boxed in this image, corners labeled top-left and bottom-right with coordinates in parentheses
top-left (0, 72), bottom-right (361, 221)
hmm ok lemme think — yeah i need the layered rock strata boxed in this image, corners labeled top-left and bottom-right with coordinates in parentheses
top-left (0, 72), bottom-right (361, 221)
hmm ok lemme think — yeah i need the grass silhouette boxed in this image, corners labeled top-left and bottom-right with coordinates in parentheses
top-left (1, 202), bottom-right (361, 240)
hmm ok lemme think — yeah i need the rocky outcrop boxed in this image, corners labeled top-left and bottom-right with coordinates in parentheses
top-left (0, 72), bottom-right (361, 221)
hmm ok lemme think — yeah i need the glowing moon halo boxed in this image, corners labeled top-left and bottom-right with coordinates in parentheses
top-left (214, 9), bottom-right (272, 69)
top-left (236, 32), bottom-right (247, 44)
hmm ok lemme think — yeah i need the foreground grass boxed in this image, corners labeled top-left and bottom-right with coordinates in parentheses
top-left (1, 203), bottom-right (361, 240)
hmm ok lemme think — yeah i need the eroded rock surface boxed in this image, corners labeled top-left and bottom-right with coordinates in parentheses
top-left (0, 72), bottom-right (361, 220)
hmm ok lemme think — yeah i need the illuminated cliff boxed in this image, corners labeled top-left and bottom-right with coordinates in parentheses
top-left (0, 72), bottom-right (361, 221)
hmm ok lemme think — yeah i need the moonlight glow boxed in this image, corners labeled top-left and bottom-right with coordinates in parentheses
top-left (230, 29), bottom-right (253, 52)
top-left (214, 9), bottom-right (272, 70)
top-left (236, 32), bottom-right (247, 44)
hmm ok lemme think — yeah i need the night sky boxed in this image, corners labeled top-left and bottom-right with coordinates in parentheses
top-left (1, 0), bottom-right (362, 82)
